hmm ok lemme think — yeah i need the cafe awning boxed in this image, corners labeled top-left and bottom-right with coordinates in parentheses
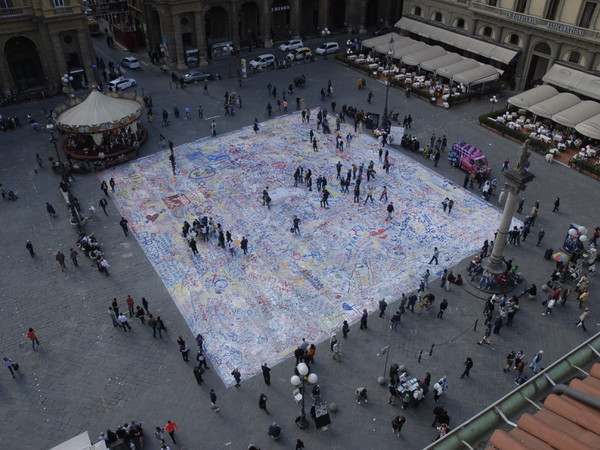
top-left (401, 46), bottom-right (447, 66)
top-left (396, 16), bottom-right (518, 64)
top-left (528, 92), bottom-right (581, 118)
top-left (452, 64), bottom-right (500, 86)
top-left (420, 53), bottom-right (464, 72)
top-left (507, 85), bottom-right (559, 109)
top-left (551, 101), bottom-right (600, 129)
top-left (373, 37), bottom-right (414, 54)
top-left (575, 113), bottom-right (600, 139)
top-left (362, 32), bottom-right (404, 49)
top-left (387, 41), bottom-right (429, 59)
top-left (542, 63), bottom-right (600, 101)
top-left (436, 59), bottom-right (481, 80)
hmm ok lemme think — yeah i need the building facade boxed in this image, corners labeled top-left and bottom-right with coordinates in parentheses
top-left (120, 0), bottom-right (401, 69)
top-left (400, 0), bottom-right (600, 91)
top-left (0, 0), bottom-right (96, 97)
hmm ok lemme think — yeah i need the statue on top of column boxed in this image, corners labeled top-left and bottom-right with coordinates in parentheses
top-left (516, 139), bottom-right (532, 172)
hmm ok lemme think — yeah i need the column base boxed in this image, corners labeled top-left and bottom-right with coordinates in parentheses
top-left (482, 256), bottom-right (507, 275)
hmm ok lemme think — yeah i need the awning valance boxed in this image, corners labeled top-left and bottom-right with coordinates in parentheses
top-left (436, 59), bottom-right (481, 80)
top-left (373, 37), bottom-right (414, 54)
top-left (542, 63), bottom-right (600, 101)
top-left (575, 113), bottom-right (600, 139)
top-left (401, 46), bottom-right (447, 66)
top-left (420, 53), bottom-right (464, 72)
top-left (385, 41), bottom-right (429, 59)
top-left (528, 92), bottom-right (581, 118)
top-left (551, 101), bottom-right (600, 129)
top-left (452, 64), bottom-right (500, 86)
top-left (362, 32), bottom-right (404, 49)
top-left (507, 85), bottom-right (559, 109)
top-left (396, 16), bottom-right (518, 64)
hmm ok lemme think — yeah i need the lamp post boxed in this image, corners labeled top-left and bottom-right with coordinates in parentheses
top-left (62, 73), bottom-right (74, 96)
top-left (320, 28), bottom-right (331, 59)
top-left (49, 130), bottom-right (62, 164)
top-left (490, 95), bottom-right (498, 113)
top-left (381, 37), bottom-right (395, 132)
top-left (290, 362), bottom-right (318, 429)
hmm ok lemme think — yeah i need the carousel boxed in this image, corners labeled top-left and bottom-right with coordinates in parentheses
top-left (52, 89), bottom-right (147, 166)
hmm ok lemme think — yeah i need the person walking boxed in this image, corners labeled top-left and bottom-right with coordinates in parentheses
top-left (99, 198), bottom-right (108, 215)
top-left (231, 368), bottom-right (241, 387)
top-left (46, 202), bottom-right (56, 217)
top-left (211, 119), bottom-right (217, 137)
top-left (261, 362), bottom-right (271, 385)
top-left (460, 357), bottom-right (473, 378)
top-left (429, 247), bottom-right (440, 265)
top-left (120, 217), bottom-right (129, 236)
top-left (577, 308), bottom-right (590, 331)
top-left (386, 202), bottom-right (395, 221)
top-left (3, 357), bottom-right (17, 378)
top-left (380, 186), bottom-right (388, 202)
top-left (360, 309), bottom-right (368, 329)
top-left (210, 389), bottom-right (219, 412)
top-left (164, 420), bottom-right (179, 445)
top-left (392, 415), bottom-right (406, 436)
top-left (536, 228), bottom-right (545, 246)
top-left (109, 177), bottom-right (116, 192)
top-left (56, 251), bottom-right (66, 271)
top-left (293, 215), bottom-right (301, 235)
top-left (378, 298), bottom-right (388, 318)
top-left (259, 393), bottom-right (269, 415)
top-left (552, 197), bottom-right (560, 212)
top-left (108, 307), bottom-right (119, 327)
top-left (142, 297), bottom-right (150, 314)
top-left (69, 248), bottom-right (79, 267)
top-left (514, 358), bottom-right (525, 385)
top-left (126, 295), bottom-right (135, 317)
top-left (26, 328), bottom-right (40, 350)
top-left (529, 350), bottom-right (543, 374)
top-left (437, 298), bottom-right (448, 319)
top-left (241, 237), bottom-right (248, 254)
top-left (118, 313), bottom-right (132, 332)
top-left (26, 240), bottom-right (35, 257)
top-left (342, 320), bottom-right (349, 338)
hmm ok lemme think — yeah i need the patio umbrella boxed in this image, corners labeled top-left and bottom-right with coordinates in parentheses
top-left (552, 252), bottom-right (570, 263)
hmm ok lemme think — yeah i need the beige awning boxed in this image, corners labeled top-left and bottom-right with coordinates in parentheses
top-left (528, 92), bottom-right (581, 118)
top-left (401, 46), bottom-right (446, 66)
top-left (452, 64), bottom-right (500, 86)
top-left (56, 90), bottom-right (141, 129)
top-left (551, 101), bottom-right (600, 128)
top-left (507, 85), bottom-right (559, 109)
top-left (420, 53), bottom-right (464, 72)
top-left (383, 41), bottom-right (429, 59)
top-left (575, 113), bottom-right (600, 139)
top-left (362, 32), bottom-right (404, 49)
top-left (543, 63), bottom-right (600, 101)
top-left (436, 59), bottom-right (481, 80)
top-left (396, 16), bottom-right (518, 64)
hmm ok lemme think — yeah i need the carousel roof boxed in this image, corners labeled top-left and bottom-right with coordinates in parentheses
top-left (56, 90), bottom-right (142, 133)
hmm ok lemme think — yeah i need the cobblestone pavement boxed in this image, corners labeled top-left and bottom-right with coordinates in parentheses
top-left (0, 33), bottom-right (597, 449)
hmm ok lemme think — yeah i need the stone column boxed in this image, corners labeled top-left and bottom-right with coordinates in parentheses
top-left (514, 32), bottom-right (530, 90)
top-left (194, 10), bottom-right (208, 65)
top-left (77, 29), bottom-right (96, 87)
top-left (50, 33), bottom-right (69, 76)
top-left (483, 141), bottom-right (536, 275)
top-left (318, 0), bottom-right (330, 31)
top-left (262, 0), bottom-right (272, 48)
top-left (230, 1), bottom-right (240, 48)
top-left (172, 13), bottom-right (187, 70)
top-left (589, 51), bottom-right (600, 71)
top-left (290, 0), bottom-right (301, 39)
top-left (358, 0), bottom-right (367, 34)
top-left (496, 26), bottom-right (504, 43)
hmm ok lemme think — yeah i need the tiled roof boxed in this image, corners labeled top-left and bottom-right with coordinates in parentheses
top-left (489, 363), bottom-right (600, 449)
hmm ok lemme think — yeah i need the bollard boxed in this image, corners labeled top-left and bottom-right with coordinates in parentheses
top-left (429, 344), bottom-right (434, 357)
top-left (473, 319), bottom-right (478, 332)
top-left (418, 350), bottom-right (423, 363)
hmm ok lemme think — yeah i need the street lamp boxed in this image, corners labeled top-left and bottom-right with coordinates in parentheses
top-left (381, 37), bottom-right (395, 132)
top-left (490, 95), bottom-right (498, 113)
top-left (62, 73), bottom-right (74, 96)
top-left (49, 130), bottom-right (62, 164)
top-left (290, 362), bottom-right (318, 429)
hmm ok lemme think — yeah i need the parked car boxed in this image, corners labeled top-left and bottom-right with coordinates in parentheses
top-left (315, 41), bottom-right (340, 55)
top-left (183, 71), bottom-right (214, 84)
top-left (286, 47), bottom-right (312, 61)
top-left (121, 57), bottom-right (140, 69)
top-left (249, 54), bottom-right (276, 69)
top-left (279, 39), bottom-right (303, 52)
top-left (108, 77), bottom-right (137, 91)
top-left (448, 141), bottom-right (491, 175)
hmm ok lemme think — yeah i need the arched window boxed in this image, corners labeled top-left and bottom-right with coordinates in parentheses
top-left (434, 12), bottom-right (442, 22)
top-left (482, 26), bottom-right (493, 37)
top-left (413, 6), bottom-right (422, 17)
top-left (456, 18), bottom-right (465, 29)
top-left (533, 41), bottom-right (551, 55)
top-left (568, 51), bottom-right (581, 63)
top-left (509, 34), bottom-right (519, 45)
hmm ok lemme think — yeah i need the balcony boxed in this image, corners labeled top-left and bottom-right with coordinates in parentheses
top-left (471, 1), bottom-right (599, 41)
top-left (0, 5), bottom-right (35, 18)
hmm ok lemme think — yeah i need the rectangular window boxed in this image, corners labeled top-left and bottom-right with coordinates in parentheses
top-left (515, 0), bottom-right (527, 13)
top-left (487, 0), bottom-right (497, 6)
top-left (545, 0), bottom-right (560, 20)
top-left (579, 2), bottom-right (597, 28)
top-left (52, 0), bottom-right (65, 6)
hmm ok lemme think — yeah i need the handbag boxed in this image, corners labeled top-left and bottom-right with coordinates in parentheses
top-left (13, 362), bottom-right (20, 371)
